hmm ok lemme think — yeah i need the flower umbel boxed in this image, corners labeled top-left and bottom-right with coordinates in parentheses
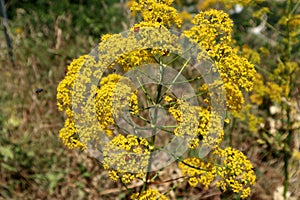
top-left (57, 0), bottom-right (257, 199)
top-left (214, 147), bottom-right (256, 199)
top-left (102, 134), bottom-right (151, 183)
top-left (178, 158), bottom-right (216, 189)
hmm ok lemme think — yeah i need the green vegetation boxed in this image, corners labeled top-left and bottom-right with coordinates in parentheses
top-left (1, 0), bottom-right (299, 199)
top-left (0, 1), bottom-right (127, 199)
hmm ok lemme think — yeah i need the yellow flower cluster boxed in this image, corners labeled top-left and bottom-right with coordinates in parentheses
top-left (248, 61), bottom-right (299, 133)
top-left (166, 98), bottom-right (199, 136)
top-left (198, 0), bottom-right (256, 10)
top-left (57, 0), bottom-right (257, 198)
top-left (57, 55), bottom-right (90, 113)
top-left (178, 158), bottom-right (216, 189)
top-left (130, 188), bottom-right (168, 200)
top-left (95, 74), bottom-right (139, 130)
top-left (199, 109), bottom-right (224, 149)
top-left (98, 26), bottom-right (180, 73)
top-left (57, 55), bottom-right (94, 149)
top-left (213, 147), bottom-right (256, 199)
top-left (102, 134), bottom-right (151, 184)
top-left (57, 56), bottom-right (140, 149)
top-left (231, 104), bottom-right (263, 133)
top-left (116, 49), bottom-right (155, 71)
top-left (178, 148), bottom-right (255, 199)
top-left (95, 74), bottom-right (121, 129)
top-left (253, 7), bottom-right (270, 19)
top-left (250, 73), bottom-right (286, 105)
top-left (184, 10), bottom-right (233, 46)
top-left (278, 14), bottom-right (300, 46)
top-left (129, 0), bottom-right (182, 28)
top-left (58, 117), bottom-right (86, 149)
top-left (241, 45), bottom-right (261, 65)
top-left (184, 9), bottom-right (256, 111)
top-left (274, 61), bottom-right (298, 96)
top-left (165, 96), bottom-right (224, 149)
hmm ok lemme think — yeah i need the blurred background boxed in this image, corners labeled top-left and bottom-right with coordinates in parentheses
top-left (0, 0), bottom-right (299, 199)
top-left (0, 0), bottom-right (130, 199)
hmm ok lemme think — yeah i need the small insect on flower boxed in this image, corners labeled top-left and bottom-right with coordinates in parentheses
top-left (35, 88), bottom-right (44, 94)
top-left (125, 155), bottom-right (131, 162)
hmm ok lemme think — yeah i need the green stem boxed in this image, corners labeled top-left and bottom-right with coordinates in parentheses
top-left (119, 175), bottom-right (133, 195)
top-left (163, 177), bottom-right (188, 195)
top-left (283, 0), bottom-right (296, 198)
top-left (290, 0), bottom-right (300, 15)
top-left (158, 57), bottom-right (191, 103)
top-left (141, 57), bottom-right (164, 193)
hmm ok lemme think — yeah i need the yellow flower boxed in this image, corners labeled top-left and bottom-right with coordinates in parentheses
top-left (131, 188), bottom-right (168, 200)
top-left (178, 157), bottom-right (216, 189)
top-left (213, 147), bottom-right (256, 199)
top-left (95, 74), bottom-right (139, 129)
top-left (102, 134), bottom-right (151, 184)
top-left (198, 0), bottom-right (254, 10)
top-left (58, 118), bottom-right (86, 150)
top-left (167, 97), bottom-right (224, 149)
top-left (57, 2), bottom-right (257, 199)
top-left (184, 9), bottom-right (256, 111)
top-left (57, 55), bottom-right (92, 113)
top-left (57, 55), bottom-right (96, 149)
top-left (253, 7), bottom-right (270, 19)
top-left (129, 0), bottom-right (182, 28)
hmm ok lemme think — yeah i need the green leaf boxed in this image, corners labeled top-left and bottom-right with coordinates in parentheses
top-left (1, 163), bottom-right (16, 172)
top-left (0, 146), bottom-right (14, 160)
top-left (46, 172), bottom-right (64, 194)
